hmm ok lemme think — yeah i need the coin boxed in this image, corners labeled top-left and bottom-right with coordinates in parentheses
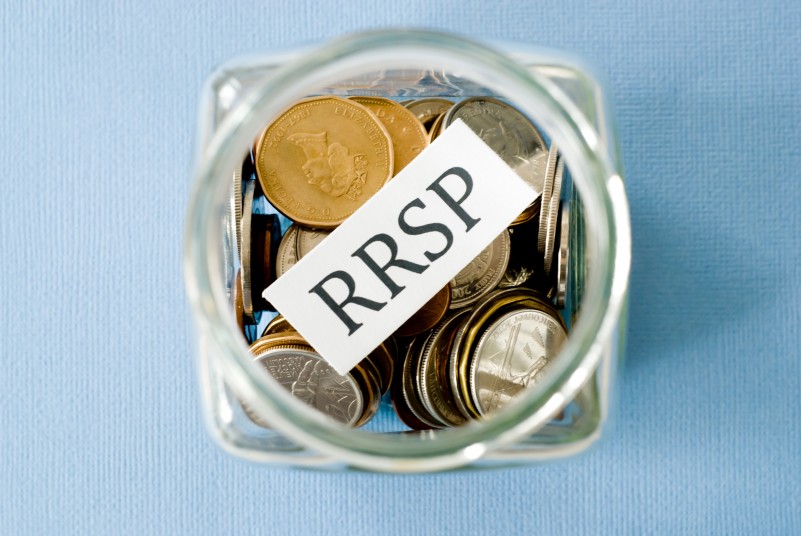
top-left (499, 221), bottom-right (539, 289)
top-left (470, 307), bottom-right (567, 416)
top-left (255, 96), bottom-right (393, 228)
top-left (230, 167), bottom-right (243, 259)
top-left (390, 352), bottom-right (435, 431)
top-left (367, 341), bottom-right (395, 395)
top-left (350, 96), bottom-right (428, 174)
top-left (232, 269), bottom-right (245, 335)
top-left (427, 112), bottom-right (446, 142)
top-left (537, 144), bottom-right (559, 261)
top-left (418, 311), bottom-right (470, 426)
top-left (443, 97), bottom-right (548, 199)
top-left (351, 361), bottom-right (381, 427)
top-left (556, 202), bottom-right (569, 308)
top-left (251, 344), bottom-right (364, 426)
top-left (275, 225), bottom-right (299, 278)
top-left (452, 288), bottom-right (556, 418)
top-left (240, 180), bottom-right (258, 321)
top-left (450, 230), bottom-right (511, 309)
top-left (249, 213), bottom-right (281, 311)
top-left (542, 157), bottom-right (565, 279)
top-left (403, 98), bottom-right (453, 131)
top-left (400, 334), bottom-right (444, 428)
top-left (447, 312), bottom-right (475, 420)
top-left (394, 283), bottom-right (451, 337)
top-left (295, 227), bottom-right (330, 259)
top-left (261, 314), bottom-right (294, 337)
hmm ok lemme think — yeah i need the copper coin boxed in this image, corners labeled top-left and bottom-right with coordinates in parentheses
top-left (427, 112), bottom-right (446, 143)
top-left (394, 283), bottom-right (451, 337)
top-left (351, 362), bottom-right (381, 427)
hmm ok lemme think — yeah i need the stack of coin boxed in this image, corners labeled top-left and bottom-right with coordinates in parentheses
top-left (228, 94), bottom-right (574, 429)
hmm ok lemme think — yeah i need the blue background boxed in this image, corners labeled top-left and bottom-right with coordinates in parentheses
top-left (2, 1), bottom-right (800, 534)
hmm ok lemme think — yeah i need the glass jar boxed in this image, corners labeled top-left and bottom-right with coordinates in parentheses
top-left (185, 30), bottom-right (630, 472)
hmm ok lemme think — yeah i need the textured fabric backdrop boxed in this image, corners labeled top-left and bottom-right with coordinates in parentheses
top-left (2, 1), bottom-right (800, 534)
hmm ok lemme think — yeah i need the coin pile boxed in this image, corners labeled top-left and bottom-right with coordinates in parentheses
top-left (226, 95), bottom-right (572, 430)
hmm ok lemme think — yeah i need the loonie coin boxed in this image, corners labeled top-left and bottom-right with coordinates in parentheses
top-left (417, 311), bottom-right (470, 426)
top-left (403, 98), bottom-right (453, 131)
top-left (350, 96), bottom-right (428, 174)
top-left (232, 270), bottom-right (245, 335)
top-left (255, 96), bottom-right (393, 228)
top-left (295, 227), bottom-right (330, 259)
top-left (394, 283), bottom-right (451, 337)
top-left (443, 97), bottom-right (548, 202)
top-left (261, 314), bottom-right (294, 337)
top-left (450, 230), bottom-right (511, 309)
top-left (275, 225), bottom-right (299, 278)
top-left (469, 307), bottom-right (567, 416)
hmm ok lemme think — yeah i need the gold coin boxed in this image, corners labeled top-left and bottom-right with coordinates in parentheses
top-left (261, 314), bottom-right (294, 337)
top-left (255, 96), bottom-right (393, 229)
top-left (232, 269), bottom-right (245, 336)
top-left (350, 97), bottom-right (428, 174)
top-left (427, 112), bottom-right (446, 143)
top-left (404, 98), bottom-right (453, 131)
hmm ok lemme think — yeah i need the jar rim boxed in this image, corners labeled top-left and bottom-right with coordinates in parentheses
top-left (185, 29), bottom-right (624, 471)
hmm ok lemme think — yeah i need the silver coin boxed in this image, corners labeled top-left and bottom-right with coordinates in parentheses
top-left (402, 335), bottom-right (444, 428)
top-left (556, 203), bottom-right (570, 309)
top-left (295, 227), bottom-right (330, 259)
top-left (469, 308), bottom-right (567, 416)
top-left (275, 225), bottom-right (299, 278)
top-left (542, 157), bottom-right (565, 278)
top-left (537, 144), bottom-right (560, 261)
top-left (448, 314), bottom-right (474, 420)
top-left (231, 167), bottom-right (243, 259)
top-left (450, 230), bottom-right (511, 309)
top-left (241, 180), bottom-right (256, 320)
top-left (403, 98), bottom-right (453, 130)
top-left (254, 347), bottom-right (364, 426)
top-left (443, 97), bottom-right (547, 197)
top-left (418, 311), bottom-right (470, 427)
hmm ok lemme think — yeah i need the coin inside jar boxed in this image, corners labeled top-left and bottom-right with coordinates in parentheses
top-left (449, 230), bottom-right (511, 309)
top-left (249, 333), bottom-right (365, 426)
top-left (394, 283), bottom-right (451, 337)
top-left (469, 307), bottom-right (567, 416)
top-left (399, 334), bottom-right (444, 428)
top-left (249, 213), bottom-right (282, 311)
top-left (255, 96), bottom-right (393, 229)
top-left (275, 225), bottom-right (299, 278)
top-left (403, 98), bottom-right (453, 131)
top-left (417, 311), bottom-right (470, 426)
top-left (443, 97), bottom-right (548, 197)
top-left (349, 96), bottom-right (428, 174)
top-left (555, 202), bottom-right (570, 308)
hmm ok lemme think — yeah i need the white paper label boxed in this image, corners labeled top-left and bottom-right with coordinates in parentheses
top-left (263, 120), bottom-right (536, 374)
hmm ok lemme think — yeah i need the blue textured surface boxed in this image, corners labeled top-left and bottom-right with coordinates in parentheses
top-left (2, 1), bottom-right (800, 534)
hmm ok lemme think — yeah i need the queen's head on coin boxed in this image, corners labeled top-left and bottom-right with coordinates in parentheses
top-left (288, 131), bottom-right (360, 198)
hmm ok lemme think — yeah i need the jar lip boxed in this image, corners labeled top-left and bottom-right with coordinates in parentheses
top-left (185, 29), bottom-right (625, 471)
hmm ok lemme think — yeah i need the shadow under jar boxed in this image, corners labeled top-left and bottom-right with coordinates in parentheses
top-left (185, 30), bottom-right (630, 472)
